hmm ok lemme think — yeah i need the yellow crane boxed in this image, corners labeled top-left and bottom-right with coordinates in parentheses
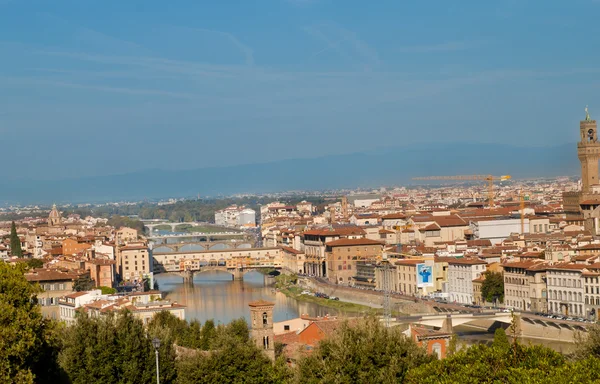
top-left (412, 174), bottom-right (512, 208)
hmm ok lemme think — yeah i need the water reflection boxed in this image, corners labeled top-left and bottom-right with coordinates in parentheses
top-left (155, 271), bottom-right (351, 324)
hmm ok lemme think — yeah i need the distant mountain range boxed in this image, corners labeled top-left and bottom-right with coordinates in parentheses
top-left (0, 142), bottom-right (579, 204)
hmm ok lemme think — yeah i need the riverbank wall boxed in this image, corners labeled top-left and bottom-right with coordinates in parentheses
top-left (298, 277), bottom-right (435, 315)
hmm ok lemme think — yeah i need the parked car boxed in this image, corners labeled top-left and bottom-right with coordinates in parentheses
top-left (300, 290), bottom-right (311, 295)
top-left (329, 296), bottom-right (339, 301)
top-left (502, 308), bottom-right (512, 313)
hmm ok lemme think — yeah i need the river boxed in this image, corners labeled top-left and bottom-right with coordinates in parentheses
top-left (155, 270), bottom-right (351, 324)
top-left (155, 271), bottom-right (576, 354)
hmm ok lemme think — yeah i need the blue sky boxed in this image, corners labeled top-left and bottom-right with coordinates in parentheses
top-left (1, 0), bottom-right (600, 180)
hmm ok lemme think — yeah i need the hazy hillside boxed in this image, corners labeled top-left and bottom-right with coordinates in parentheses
top-left (0, 142), bottom-right (578, 204)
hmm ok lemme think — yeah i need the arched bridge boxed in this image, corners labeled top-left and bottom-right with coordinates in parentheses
top-left (172, 265), bottom-right (278, 283)
top-left (396, 311), bottom-right (590, 336)
top-left (151, 241), bottom-right (254, 253)
top-left (396, 312), bottom-right (514, 333)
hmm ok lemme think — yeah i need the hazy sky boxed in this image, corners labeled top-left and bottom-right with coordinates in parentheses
top-left (1, 0), bottom-right (599, 180)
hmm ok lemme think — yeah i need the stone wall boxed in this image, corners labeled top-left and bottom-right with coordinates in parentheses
top-left (298, 278), bottom-right (435, 315)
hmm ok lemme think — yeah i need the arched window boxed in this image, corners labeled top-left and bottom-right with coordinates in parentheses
top-left (262, 312), bottom-right (268, 326)
top-left (586, 296), bottom-right (589, 305)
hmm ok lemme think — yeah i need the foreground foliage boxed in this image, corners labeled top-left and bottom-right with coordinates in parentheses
top-left (295, 317), bottom-right (433, 384)
top-left (405, 328), bottom-right (600, 384)
top-left (0, 262), bottom-right (59, 383)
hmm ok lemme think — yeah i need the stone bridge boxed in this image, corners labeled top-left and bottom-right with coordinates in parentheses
top-left (396, 311), bottom-right (589, 340)
top-left (169, 265), bottom-right (278, 283)
top-left (144, 221), bottom-right (239, 234)
top-left (396, 312), bottom-right (514, 333)
top-left (148, 232), bottom-right (249, 243)
top-left (151, 241), bottom-right (254, 253)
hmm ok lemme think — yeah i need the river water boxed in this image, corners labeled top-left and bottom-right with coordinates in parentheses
top-left (155, 271), bottom-right (576, 354)
top-left (155, 271), bottom-right (349, 324)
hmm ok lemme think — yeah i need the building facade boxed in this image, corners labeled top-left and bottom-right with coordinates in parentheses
top-left (447, 259), bottom-right (487, 304)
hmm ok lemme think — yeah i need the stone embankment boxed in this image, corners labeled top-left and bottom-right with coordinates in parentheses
top-left (297, 277), bottom-right (435, 315)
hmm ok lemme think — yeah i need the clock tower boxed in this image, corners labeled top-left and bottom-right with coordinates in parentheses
top-left (578, 107), bottom-right (600, 193)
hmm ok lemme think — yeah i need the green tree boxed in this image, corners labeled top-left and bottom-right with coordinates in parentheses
top-left (10, 221), bottom-right (22, 257)
top-left (492, 328), bottom-right (510, 350)
top-left (200, 320), bottom-right (217, 350)
top-left (573, 323), bottom-right (600, 360)
top-left (295, 317), bottom-right (433, 384)
top-left (99, 286), bottom-right (116, 295)
top-left (405, 341), bottom-right (565, 383)
top-left (73, 275), bottom-right (95, 292)
top-left (176, 335), bottom-right (282, 384)
top-left (0, 262), bottom-right (60, 383)
top-left (481, 271), bottom-right (504, 304)
top-left (26, 258), bottom-right (44, 269)
top-left (60, 310), bottom-right (176, 384)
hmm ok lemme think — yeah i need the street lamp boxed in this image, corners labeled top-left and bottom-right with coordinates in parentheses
top-left (152, 337), bottom-right (161, 384)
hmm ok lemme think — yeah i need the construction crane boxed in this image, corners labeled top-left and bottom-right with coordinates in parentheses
top-left (412, 174), bottom-right (511, 208)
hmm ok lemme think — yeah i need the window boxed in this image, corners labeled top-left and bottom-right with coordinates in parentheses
top-left (284, 325), bottom-right (290, 331)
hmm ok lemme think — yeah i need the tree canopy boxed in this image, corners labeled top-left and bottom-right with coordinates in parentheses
top-left (0, 262), bottom-right (59, 383)
top-left (10, 221), bottom-right (22, 257)
top-left (59, 310), bottom-right (176, 384)
top-left (73, 275), bottom-right (95, 292)
top-left (295, 317), bottom-right (433, 384)
top-left (481, 271), bottom-right (504, 303)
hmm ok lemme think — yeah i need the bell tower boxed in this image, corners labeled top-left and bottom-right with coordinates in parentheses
top-left (578, 106), bottom-right (600, 193)
top-left (248, 300), bottom-right (275, 360)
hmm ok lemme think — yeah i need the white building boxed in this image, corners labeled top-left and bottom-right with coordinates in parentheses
top-left (447, 258), bottom-right (487, 304)
top-left (215, 205), bottom-right (256, 228)
top-left (469, 218), bottom-right (530, 245)
top-left (238, 208), bottom-right (256, 226)
top-left (546, 263), bottom-right (586, 317)
top-left (59, 290), bottom-right (103, 324)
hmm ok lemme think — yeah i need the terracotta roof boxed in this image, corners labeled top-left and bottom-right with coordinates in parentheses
top-left (411, 326), bottom-right (452, 339)
top-left (381, 213), bottom-right (406, 220)
top-left (25, 268), bottom-right (82, 282)
top-left (248, 300), bottom-right (274, 307)
top-left (120, 245), bottom-right (148, 251)
top-left (546, 263), bottom-right (587, 271)
top-left (280, 246), bottom-right (303, 255)
top-left (448, 258), bottom-right (487, 266)
top-left (64, 291), bottom-right (89, 299)
top-left (303, 227), bottom-right (366, 237)
top-left (467, 239), bottom-right (493, 247)
top-left (578, 244), bottom-right (600, 250)
top-left (419, 223), bottom-right (441, 231)
top-left (395, 259), bottom-right (424, 266)
top-left (502, 260), bottom-right (546, 270)
top-left (581, 200), bottom-right (600, 205)
top-left (325, 238), bottom-right (383, 247)
top-left (86, 259), bottom-right (116, 265)
top-left (433, 215), bottom-right (467, 227)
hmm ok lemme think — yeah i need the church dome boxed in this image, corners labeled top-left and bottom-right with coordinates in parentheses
top-left (49, 204), bottom-right (60, 218)
top-left (48, 204), bottom-right (61, 226)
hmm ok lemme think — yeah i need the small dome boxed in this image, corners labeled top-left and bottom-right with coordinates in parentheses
top-left (49, 204), bottom-right (60, 219)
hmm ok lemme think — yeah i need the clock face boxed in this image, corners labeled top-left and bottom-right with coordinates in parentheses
top-left (589, 129), bottom-right (595, 135)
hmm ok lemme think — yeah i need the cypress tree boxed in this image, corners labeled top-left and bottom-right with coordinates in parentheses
top-left (10, 221), bottom-right (22, 257)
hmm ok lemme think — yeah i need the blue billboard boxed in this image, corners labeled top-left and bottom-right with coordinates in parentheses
top-left (416, 263), bottom-right (434, 288)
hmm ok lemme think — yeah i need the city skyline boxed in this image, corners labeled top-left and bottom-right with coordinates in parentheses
top-left (1, 1), bottom-right (600, 180)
